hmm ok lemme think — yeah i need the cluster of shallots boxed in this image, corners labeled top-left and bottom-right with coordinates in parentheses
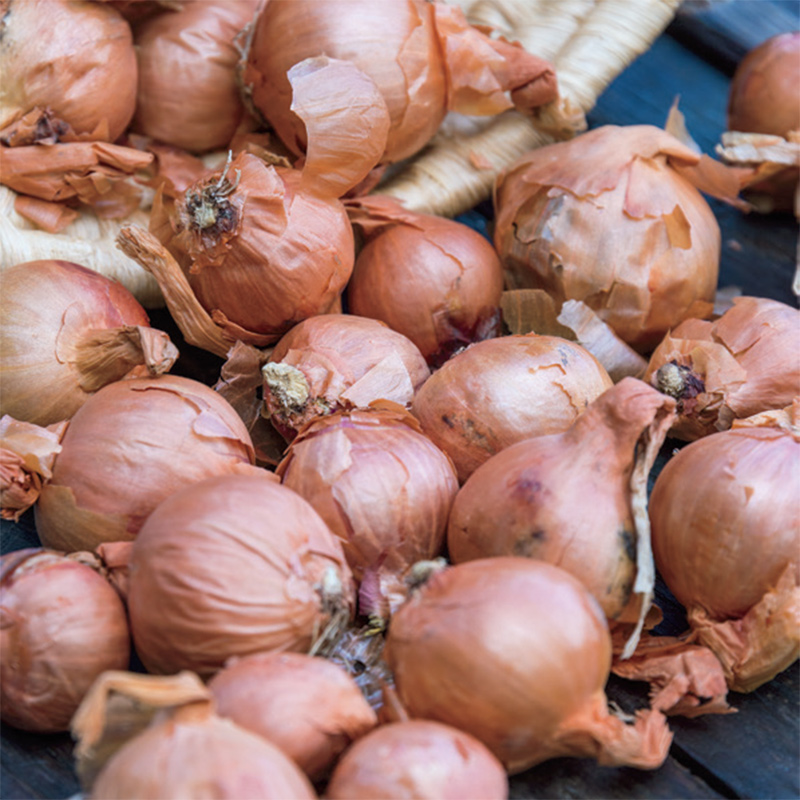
top-left (1, 4), bottom-right (798, 799)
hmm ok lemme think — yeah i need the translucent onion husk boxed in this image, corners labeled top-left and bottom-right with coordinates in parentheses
top-left (345, 195), bottom-right (504, 367)
top-left (324, 719), bottom-right (509, 800)
top-left (131, 0), bottom-right (259, 153)
top-left (649, 417), bottom-right (800, 692)
top-left (262, 315), bottom-right (431, 441)
top-left (126, 472), bottom-right (356, 677)
top-left (0, 549), bottom-right (130, 733)
top-left (0, 0), bottom-right (137, 143)
top-left (275, 405), bottom-right (458, 619)
top-left (209, 651), bottom-right (377, 782)
top-left (0, 259), bottom-right (178, 427)
top-left (34, 374), bottom-right (256, 552)
top-left (411, 333), bottom-right (613, 483)
top-left (447, 378), bottom-right (675, 648)
top-left (240, 0), bottom-right (558, 166)
top-left (493, 124), bottom-right (725, 352)
top-left (383, 557), bottom-right (672, 774)
top-left (644, 296), bottom-right (800, 440)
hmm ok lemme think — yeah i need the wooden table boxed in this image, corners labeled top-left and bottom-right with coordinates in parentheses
top-left (2, 2), bottom-right (798, 798)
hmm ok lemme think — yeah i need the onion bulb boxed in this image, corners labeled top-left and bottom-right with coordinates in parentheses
top-left (649, 414), bottom-right (800, 692)
top-left (209, 651), bottom-right (377, 781)
top-left (645, 296), bottom-right (800, 440)
top-left (240, 0), bottom-right (558, 166)
top-left (276, 406), bottom-right (458, 618)
top-left (34, 374), bottom-right (256, 552)
top-left (345, 196), bottom-right (504, 367)
top-left (0, 259), bottom-right (178, 427)
top-left (126, 472), bottom-right (355, 677)
top-left (0, 0), bottom-right (137, 143)
top-left (325, 719), bottom-right (509, 800)
top-left (493, 125), bottom-right (725, 352)
top-left (0, 548), bottom-right (130, 733)
top-left (447, 378), bottom-right (675, 645)
top-left (383, 557), bottom-right (672, 773)
top-left (262, 315), bottom-right (430, 441)
top-left (411, 333), bottom-right (612, 482)
top-left (132, 0), bottom-right (259, 153)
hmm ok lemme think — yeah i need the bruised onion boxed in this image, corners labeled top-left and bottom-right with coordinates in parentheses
top-left (325, 719), bottom-right (509, 800)
top-left (0, 0), bottom-right (137, 143)
top-left (240, 0), bottom-right (558, 166)
top-left (411, 333), bottom-right (612, 482)
top-left (645, 296), bottom-right (800, 440)
top-left (0, 549), bottom-right (130, 733)
top-left (276, 406), bottom-right (458, 618)
top-left (127, 472), bottom-right (355, 677)
top-left (383, 557), bottom-right (672, 773)
top-left (649, 417), bottom-right (800, 692)
top-left (493, 125), bottom-right (726, 352)
top-left (0, 259), bottom-right (178, 427)
top-left (209, 651), bottom-right (377, 781)
top-left (262, 315), bottom-right (430, 441)
top-left (132, 0), bottom-right (259, 153)
top-left (345, 196), bottom-right (504, 367)
top-left (34, 374), bottom-right (256, 552)
top-left (447, 378), bottom-right (675, 644)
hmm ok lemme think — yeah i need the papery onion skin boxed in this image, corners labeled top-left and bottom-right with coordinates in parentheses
top-left (209, 651), bottom-right (377, 781)
top-left (263, 314), bottom-right (431, 440)
top-left (728, 32), bottom-right (800, 138)
top-left (132, 0), bottom-right (259, 153)
top-left (383, 557), bottom-right (671, 773)
top-left (0, 549), bottom-right (130, 733)
top-left (275, 407), bottom-right (458, 615)
top-left (0, 259), bottom-right (178, 427)
top-left (90, 703), bottom-right (318, 800)
top-left (34, 374), bottom-right (255, 552)
top-left (127, 472), bottom-right (355, 678)
top-left (493, 125), bottom-right (721, 352)
top-left (346, 198), bottom-right (504, 367)
top-left (411, 334), bottom-right (613, 483)
top-left (325, 719), bottom-right (509, 800)
top-left (0, 0), bottom-right (137, 142)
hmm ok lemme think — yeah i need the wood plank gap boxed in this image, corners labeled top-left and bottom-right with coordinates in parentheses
top-left (669, 742), bottom-right (741, 800)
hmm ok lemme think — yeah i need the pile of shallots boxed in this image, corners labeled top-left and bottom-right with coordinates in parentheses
top-left (1, 3), bottom-right (798, 798)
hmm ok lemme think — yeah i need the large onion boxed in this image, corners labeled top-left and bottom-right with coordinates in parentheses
top-left (0, 259), bottom-right (178, 427)
top-left (275, 406), bottom-right (458, 618)
top-left (383, 557), bottom-right (672, 773)
top-left (126, 472), bottom-right (355, 677)
top-left (493, 125), bottom-right (724, 352)
top-left (649, 414), bottom-right (800, 692)
top-left (34, 374), bottom-right (256, 552)
top-left (0, 549), bottom-right (130, 733)
top-left (411, 333), bottom-right (612, 482)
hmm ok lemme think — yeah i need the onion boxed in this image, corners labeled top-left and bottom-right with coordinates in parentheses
top-left (126, 471), bottom-right (355, 677)
top-left (262, 315), bottom-right (430, 441)
top-left (240, 0), bottom-right (558, 166)
top-left (383, 557), bottom-right (672, 773)
top-left (325, 719), bottom-right (509, 800)
top-left (411, 333), bottom-right (613, 482)
top-left (132, 0), bottom-right (259, 153)
top-left (0, 259), bottom-right (178, 427)
top-left (0, 0), bottom-right (137, 143)
top-left (447, 378), bottom-right (675, 648)
top-left (34, 374), bottom-right (256, 552)
top-left (275, 406), bottom-right (458, 618)
top-left (645, 296), bottom-right (800, 440)
top-left (345, 196), bottom-right (504, 367)
top-left (493, 125), bottom-right (724, 352)
top-left (649, 414), bottom-right (800, 692)
top-left (0, 548), bottom-right (130, 733)
top-left (209, 651), bottom-right (377, 781)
